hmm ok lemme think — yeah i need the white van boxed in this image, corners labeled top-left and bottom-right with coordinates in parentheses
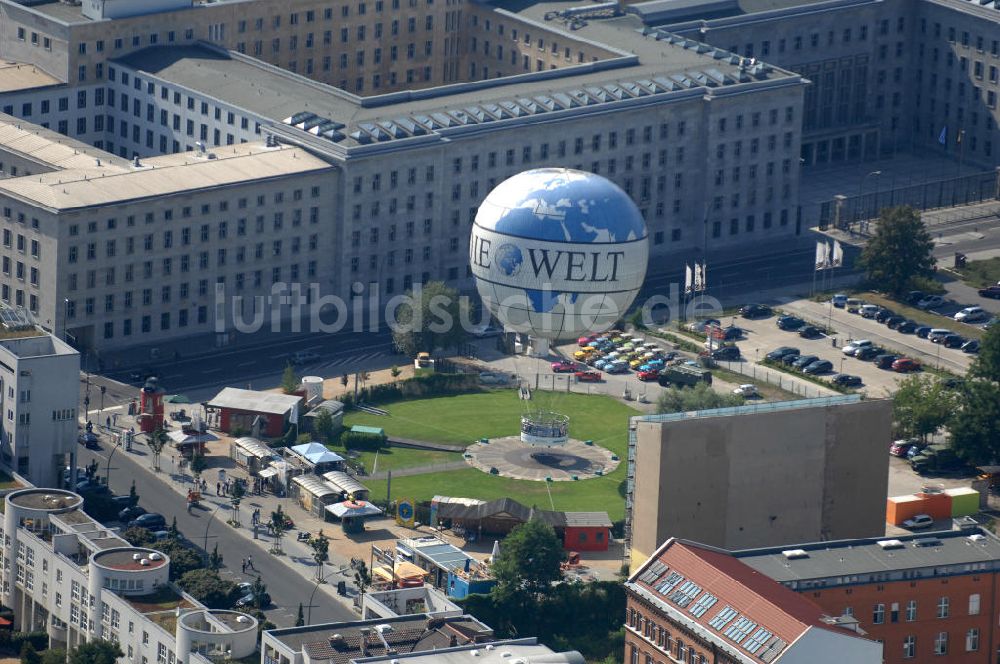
top-left (860, 304), bottom-right (880, 318)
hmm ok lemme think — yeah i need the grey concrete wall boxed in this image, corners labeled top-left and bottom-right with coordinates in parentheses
top-left (630, 399), bottom-right (891, 562)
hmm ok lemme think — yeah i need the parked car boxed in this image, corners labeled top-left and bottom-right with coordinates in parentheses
top-left (128, 513), bottom-right (166, 530)
top-left (686, 318), bottom-right (721, 333)
top-left (890, 439), bottom-right (918, 457)
top-left (78, 432), bottom-right (99, 449)
top-left (905, 290), bottom-right (926, 305)
top-left (927, 328), bottom-right (953, 343)
top-left (733, 384), bottom-right (759, 397)
top-left (711, 346), bottom-right (741, 361)
top-left (902, 514), bottom-right (934, 530)
top-left (803, 359), bottom-right (834, 374)
top-left (766, 346), bottom-right (800, 361)
top-left (914, 326), bottom-right (932, 338)
top-left (832, 374), bottom-right (863, 387)
top-left (897, 320), bottom-right (918, 334)
top-left (942, 334), bottom-right (966, 348)
top-left (721, 326), bottom-right (744, 341)
top-left (792, 354), bottom-right (820, 369)
top-left (473, 325), bottom-right (503, 339)
top-left (577, 335), bottom-right (596, 347)
top-left (75, 480), bottom-right (110, 495)
top-left (855, 346), bottom-right (884, 361)
top-left (841, 339), bottom-right (873, 356)
top-left (607, 361), bottom-right (629, 374)
top-left (978, 286), bottom-right (1000, 299)
top-left (961, 339), bottom-right (981, 354)
top-left (955, 306), bottom-right (989, 323)
top-left (884, 315), bottom-right (906, 329)
top-left (831, 293), bottom-right (849, 308)
top-left (874, 308), bottom-right (896, 323)
top-left (917, 294), bottom-right (945, 309)
top-left (906, 443), bottom-right (928, 460)
top-left (478, 372), bottom-right (511, 386)
top-left (234, 582), bottom-right (272, 609)
top-left (118, 506), bottom-right (146, 523)
top-left (845, 298), bottom-right (865, 313)
top-left (289, 350), bottom-right (320, 365)
top-left (638, 369), bottom-right (660, 382)
top-left (781, 353), bottom-right (802, 365)
top-left (740, 303), bottom-right (772, 318)
top-left (551, 360), bottom-right (576, 373)
top-left (874, 354), bottom-right (899, 369)
top-left (574, 370), bottom-right (602, 383)
top-left (798, 325), bottom-right (823, 339)
top-left (859, 304), bottom-right (880, 318)
top-left (776, 315), bottom-right (805, 330)
top-left (892, 357), bottom-right (922, 372)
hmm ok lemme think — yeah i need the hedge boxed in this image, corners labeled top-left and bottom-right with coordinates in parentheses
top-left (340, 430), bottom-right (388, 451)
top-left (342, 371), bottom-right (481, 407)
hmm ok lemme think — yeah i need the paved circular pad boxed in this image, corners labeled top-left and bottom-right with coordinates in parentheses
top-left (465, 436), bottom-right (619, 481)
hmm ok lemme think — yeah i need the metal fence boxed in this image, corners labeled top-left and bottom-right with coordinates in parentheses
top-left (819, 169), bottom-right (1000, 229)
top-left (713, 359), bottom-right (838, 399)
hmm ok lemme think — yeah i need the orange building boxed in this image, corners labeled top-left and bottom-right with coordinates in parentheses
top-left (735, 524), bottom-right (1000, 663)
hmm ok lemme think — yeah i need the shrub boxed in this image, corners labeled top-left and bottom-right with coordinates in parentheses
top-left (341, 430), bottom-right (388, 451)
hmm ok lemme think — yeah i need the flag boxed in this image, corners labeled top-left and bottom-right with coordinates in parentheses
top-left (815, 241), bottom-right (826, 270)
top-left (826, 241), bottom-right (834, 268)
top-left (289, 406), bottom-right (298, 425)
top-left (684, 264), bottom-right (693, 293)
top-left (832, 240), bottom-right (844, 268)
top-left (698, 263), bottom-right (707, 292)
top-left (957, 129), bottom-right (964, 144)
top-left (692, 262), bottom-right (702, 291)
top-left (938, 126), bottom-right (947, 145)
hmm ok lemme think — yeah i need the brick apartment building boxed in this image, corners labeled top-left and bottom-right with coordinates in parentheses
top-left (625, 538), bottom-right (882, 664)
top-left (735, 524), bottom-right (1000, 663)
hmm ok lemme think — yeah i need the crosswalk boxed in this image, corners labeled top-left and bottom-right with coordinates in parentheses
top-left (305, 350), bottom-right (390, 372)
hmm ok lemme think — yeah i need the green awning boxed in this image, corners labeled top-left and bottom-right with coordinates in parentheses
top-left (165, 394), bottom-right (191, 404)
top-left (351, 425), bottom-right (384, 436)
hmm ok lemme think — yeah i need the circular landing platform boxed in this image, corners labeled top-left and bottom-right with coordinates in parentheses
top-left (465, 436), bottom-right (619, 481)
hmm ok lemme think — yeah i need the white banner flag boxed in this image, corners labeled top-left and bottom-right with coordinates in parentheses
top-left (693, 262), bottom-right (702, 291)
top-left (289, 405), bottom-right (298, 425)
top-left (815, 241), bottom-right (826, 270)
top-left (832, 240), bottom-right (844, 268)
top-left (684, 264), bottom-right (693, 293)
top-left (699, 263), bottom-right (707, 292)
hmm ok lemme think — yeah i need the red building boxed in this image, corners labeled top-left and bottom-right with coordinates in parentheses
top-left (734, 524), bottom-right (1000, 663)
top-left (626, 538), bottom-right (882, 664)
top-left (205, 387), bottom-right (302, 438)
top-left (559, 512), bottom-right (612, 552)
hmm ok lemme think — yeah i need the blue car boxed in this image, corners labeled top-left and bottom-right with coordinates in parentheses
top-left (594, 359), bottom-right (611, 371)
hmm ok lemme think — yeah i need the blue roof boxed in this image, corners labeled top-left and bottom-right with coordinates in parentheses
top-left (291, 442), bottom-right (344, 465)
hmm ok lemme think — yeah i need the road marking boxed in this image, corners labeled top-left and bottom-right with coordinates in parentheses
top-left (201, 368), bottom-right (222, 374)
top-left (86, 405), bottom-right (125, 415)
top-left (237, 361), bottom-right (255, 367)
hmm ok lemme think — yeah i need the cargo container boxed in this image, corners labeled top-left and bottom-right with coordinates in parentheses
top-left (945, 487), bottom-right (980, 517)
top-left (886, 495), bottom-right (924, 526)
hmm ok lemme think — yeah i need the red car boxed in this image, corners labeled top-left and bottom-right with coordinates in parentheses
top-left (890, 440), bottom-right (916, 457)
top-left (892, 357), bottom-right (921, 372)
top-left (551, 361), bottom-right (576, 373)
top-left (577, 335), bottom-right (596, 346)
top-left (638, 369), bottom-right (660, 381)
top-left (575, 370), bottom-right (602, 382)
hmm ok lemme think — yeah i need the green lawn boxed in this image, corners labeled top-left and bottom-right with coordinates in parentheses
top-left (860, 291), bottom-right (983, 340)
top-left (339, 391), bottom-right (639, 520)
top-left (957, 257), bottom-right (1000, 288)
top-left (346, 447), bottom-right (462, 473)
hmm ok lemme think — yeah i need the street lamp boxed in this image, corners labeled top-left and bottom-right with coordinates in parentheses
top-left (202, 501), bottom-right (229, 551)
top-left (305, 569), bottom-right (326, 626)
top-left (855, 170), bottom-right (882, 232)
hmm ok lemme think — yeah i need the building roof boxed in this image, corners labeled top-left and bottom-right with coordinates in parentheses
top-left (93, 548), bottom-right (168, 571)
top-left (305, 400), bottom-right (345, 418)
top-left (632, 394), bottom-right (862, 426)
top-left (734, 527), bottom-right (1000, 587)
top-left (359, 640), bottom-right (583, 664)
top-left (321, 471), bottom-right (367, 496)
top-left (399, 537), bottom-right (480, 572)
top-left (561, 512), bottom-right (614, 528)
top-left (431, 496), bottom-right (610, 529)
top-left (290, 442), bottom-right (344, 465)
top-left (627, 539), bottom-right (850, 663)
top-left (114, 23), bottom-right (799, 150)
top-left (0, 61), bottom-right (62, 92)
top-left (232, 436), bottom-right (275, 459)
top-left (0, 141), bottom-right (331, 211)
top-left (207, 387), bottom-right (302, 416)
top-left (0, 114), bottom-right (131, 172)
top-left (291, 474), bottom-right (338, 499)
top-left (266, 613), bottom-right (494, 664)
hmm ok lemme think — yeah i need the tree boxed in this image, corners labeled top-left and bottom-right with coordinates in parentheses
top-left (209, 543), bottom-right (223, 571)
top-left (147, 426), bottom-right (168, 472)
top-left (970, 324), bottom-right (1000, 384)
top-left (391, 281), bottom-right (469, 356)
top-left (390, 365), bottom-right (401, 378)
top-left (656, 382), bottom-right (744, 414)
top-left (949, 380), bottom-right (1000, 464)
top-left (178, 569), bottom-right (237, 609)
top-left (21, 642), bottom-right (42, 664)
top-left (41, 649), bottom-right (67, 664)
top-left (68, 640), bottom-right (123, 664)
top-left (310, 535), bottom-right (329, 580)
top-left (249, 575), bottom-right (270, 609)
top-left (281, 363), bottom-right (299, 394)
top-left (892, 374), bottom-right (958, 442)
top-left (295, 603), bottom-right (305, 626)
top-left (857, 206), bottom-right (936, 297)
top-left (354, 560), bottom-right (371, 596)
top-left (491, 518), bottom-right (563, 599)
top-left (154, 538), bottom-right (202, 580)
top-left (230, 479), bottom-right (245, 526)
top-left (169, 516), bottom-right (179, 538)
top-left (190, 453), bottom-right (207, 476)
top-left (121, 526), bottom-right (155, 547)
top-left (313, 408), bottom-right (337, 444)
top-left (340, 373), bottom-right (349, 390)
top-left (269, 505), bottom-right (288, 554)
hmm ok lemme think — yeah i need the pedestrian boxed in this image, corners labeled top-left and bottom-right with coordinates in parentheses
top-left (106, 416), bottom-right (111, 429)
top-left (241, 558), bottom-right (247, 574)
top-left (247, 555), bottom-right (254, 571)
top-left (216, 482), bottom-right (221, 496)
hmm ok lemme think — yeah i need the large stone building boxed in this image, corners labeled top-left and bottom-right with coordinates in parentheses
top-left (0, 0), bottom-right (807, 351)
top-left (626, 395), bottom-right (892, 568)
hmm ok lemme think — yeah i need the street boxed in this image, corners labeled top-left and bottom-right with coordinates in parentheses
top-left (75, 443), bottom-right (356, 627)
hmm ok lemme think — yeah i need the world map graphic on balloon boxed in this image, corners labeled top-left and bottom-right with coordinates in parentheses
top-left (471, 168), bottom-right (650, 341)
